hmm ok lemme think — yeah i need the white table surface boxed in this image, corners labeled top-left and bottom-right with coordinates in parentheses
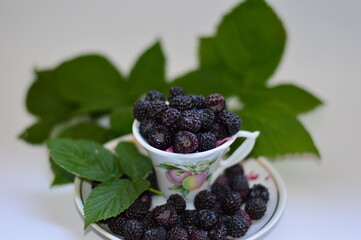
top-left (1, 0), bottom-right (361, 239)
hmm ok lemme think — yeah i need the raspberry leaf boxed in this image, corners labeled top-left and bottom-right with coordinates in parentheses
top-left (19, 118), bottom-right (57, 144)
top-left (84, 178), bottom-right (150, 228)
top-left (110, 106), bottom-right (134, 136)
top-left (49, 158), bottom-right (74, 187)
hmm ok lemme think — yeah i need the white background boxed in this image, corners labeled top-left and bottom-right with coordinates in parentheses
top-left (1, 0), bottom-right (361, 239)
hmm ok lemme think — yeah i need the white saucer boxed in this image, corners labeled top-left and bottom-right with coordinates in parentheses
top-left (74, 136), bottom-right (286, 240)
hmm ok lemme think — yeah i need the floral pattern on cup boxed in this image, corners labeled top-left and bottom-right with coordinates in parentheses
top-left (158, 159), bottom-right (217, 198)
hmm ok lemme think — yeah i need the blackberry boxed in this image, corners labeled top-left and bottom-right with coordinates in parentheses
top-left (225, 164), bottom-right (244, 178)
top-left (173, 131), bottom-right (199, 153)
top-left (213, 174), bottom-right (229, 185)
top-left (211, 183), bottom-right (231, 202)
top-left (123, 219), bottom-right (144, 240)
top-left (167, 194), bottom-right (186, 214)
top-left (197, 210), bottom-right (218, 231)
top-left (218, 215), bottom-right (232, 228)
top-left (182, 210), bottom-right (198, 226)
top-left (169, 95), bottom-right (193, 111)
top-left (136, 191), bottom-right (152, 209)
top-left (189, 229), bottom-right (208, 240)
top-left (161, 108), bottom-right (181, 127)
top-left (229, 174), bottom-right (250, 200)
top-left (197, 132), bottom-right (216, 151)
top-left (219, 111), bottom-right (242, 136)
top-left (139, 118), bottom-right (159, 139)
top-left (212, 202), bottom-right (224, 215)
top-left (205, 93), bottom-right (225, 113)
top-left (142, 212), bottom-right (157, 230)
top-left (145, 90), bottom-right (165, 101)
top-left (245, 198), bottom-right (267, 220)
top-left (133, 100), bottom-right (149, 121)
top-left (148, 125), bottom-right (173, 150)
top-left (91, 180), bottom-right (101, 189)
top-left (178, 110), bottom-right (203, 133)
top-left (189, 94), bottom-right (206, 109)
top-left (208, 223), bottom-right (228, 240)
top-left (108, 216), bottom-right (127, 236)
top-left (167, 227), bottom-right (189, 240)
top-left (147, 100), bottom-right (168, 119)
top-left (151, 204), bottom-right (178, 229)
top-left (211, 122), bottom-right (229, 140)
top-left (143, 227), bottom-right (167, 240)
top-left (168, 86), bottom-right (186, 101)
top-left (222, 191), bottom-right (242, 215)
top-left (200, 108), bottom-right (215, 131)
top-left (228, 215), bottom-right (249, 238)
top-left (184, 225), bottom-right (198, 235)
top-left (194, 190), bottom-right (217, 210)
top-left (123, 201), bottom-right (148, 220)
top-left (249, 184), bottom-right (270, 203)
top-left (234, 209), bottom-right (252, 226)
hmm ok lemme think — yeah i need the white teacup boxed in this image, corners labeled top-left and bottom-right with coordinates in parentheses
top-left (132, 120), bottom-right (259, 202)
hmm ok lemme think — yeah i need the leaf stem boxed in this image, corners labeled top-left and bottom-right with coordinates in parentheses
top-left (148, 188), bottom-right (163, 195)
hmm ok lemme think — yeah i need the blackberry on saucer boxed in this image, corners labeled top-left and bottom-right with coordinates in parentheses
top-left (123, 219), bottom-right (144, 240)
top-left (225, 164), bottom-right (244, 178)
top-left (222, 191), bottom-right (242, 215)
top-left (245, 198), bottom-right (267, 220)
top-left (249, 184), bottom-right (270, 203)
top-left (151, 204), bottom-right (178, 229)
top-left (167, 226), bottom-right (189, 240)
top-left (143, 227), bottom-right (167, 240)
top-left (197, 210), bottom-right (218, 231)
top-left (167, 194), bottom-right (186, 214)
top-left (182, 210), bottom-right (198, 227)
top-left (189, 229), bottom-right (208, 240)
top-left (208, 223), bottom-right (228, 240)
top-left (229, 174), bottom-right (250, 200)
top-left (194, 190), bottom-right (217, 210)
top-left (227, 215), bottom-right (249, 238)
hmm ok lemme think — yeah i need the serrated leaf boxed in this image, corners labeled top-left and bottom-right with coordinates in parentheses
top-left (115, 142), bottom-right (152, 180)
top-left (50, 158), bottom-right (74, 187)
top-left (47, 139), bottom-right (122, 181)
top-left (84, 178), bottom-right (149, 228)
top-left (126, 41), bottom-right (168, 101)
top-left (199, 37), bottom-right (222, 67)
top-left (215, 0), bottom-right (286, 87)
top-left (110, 106), bottom-right (133, 136)
top-left (241, 84), bottom-right (323, 115)
top-left (236, 103), bottom-right (320, 158)
top-left (19, 118), bottom-right (56, 144)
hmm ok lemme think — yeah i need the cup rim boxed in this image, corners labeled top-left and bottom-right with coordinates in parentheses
top-left (132, 120), bottom-right (239, 159)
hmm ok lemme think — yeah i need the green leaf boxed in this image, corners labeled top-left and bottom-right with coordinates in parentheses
top-left (50, 158), bottom-right (74, 187)
top-left (126, 41), bottom-right (168, 101)
top-left (241, 84), bottom-right (323, 115)
top-left (110, 106), bottom-right (134, 136)
top-left (115, 142), bottom-right (152, 180)
top-left (84, 178), bottom-right (149, 228)
top-left (199, 37), bottom-right (222, 68)
top-left (57, 121), bottom-right (113, 144)
top-left (236, 103), bottom-right (320, 158)
top-left (47, 138), bottom-right (122, 181)
top-left (19, 118), bottom-right (56, 144)
top-left (56, 55), bottom-right (126, 109)
top-left (215, 0), bottom-right (286, 88)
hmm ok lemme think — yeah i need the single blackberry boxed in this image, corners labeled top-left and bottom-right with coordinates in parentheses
top-left (219, 111), bottom-right (242, 136)
top-left (142, 212), bottom-right (157, 230)
top-left (136, 191), bottom-right (152, 209)
top-left (182, 210), bottom-right (198, 226)
top-left (228, 215), bottom-right (249, 238)
top-left (222, 191), bottom-right (242, 215)
top-left (139, 118), bottom-right (159, 139)
top-left (249, 184), bottom-right (270, 203)
top-left (218, 215), bottom-right (232, 228)
top-left (213, 174), bottom-right (229, 185)
top-left (147, 170), bottom-right (159, 191)
top-left (200, 109), bottom-right (215, 131)
top-left (169, 95), bottom-right (193, 111)
top-left (167, 194), bottom-right (186, 214)
top-left (234, 209), bottom-right (252, 226)
top-left (91, 180), bottom-right (101, 189)
top-left (197, 210), bottom-right (218, 231)
top-left (148, 125), bottom-right (173, 150)
top-left (123, 219), bottom-right (144, 240)
top-left (197, 132), bottom-right (216, 151)
top-left (225, 164), bottom-right (244, 178)
top-left (133, 100), bottom-right (149, 121)
top-left (108, 216), bottom-right (127, 236)
top-left (205, 93), bottom-right (225, 113)
top-left (178, 110), bottom-right (203, 133)
top-left (143, 227), bottom-right (167, 240)
top-left (173, 131), bottom-right (199, 153)
top-left (184, 225), bottom-right (198, 235)
top-left (168, 86), bottom-right (186, 101)
top-left (208, 223), bottom-right (228, 240)
top-left (161, 108), bottom-right (181, 127)
top-left (194, 190), bottom-right (217, 210)
top-left (189, 94), bottom-right (206, 109)
top-left (123, 201), bottom-right (148, 220)
top-left (245, 198), bottom-right (267, 220)
top-left (211, 183), bottom-right (231, 202)
top-left (147, 100), bottom-right (168, 119)
top-left (211, 122), bottom-right (229, 140)
top-left (229, 174), bottom-right (250, 200)
top-left (151, 204), bottom-right (178, 229)
top-left (145, 90), bottom-right (165, 101)
top-left (167, 227), bottom-right (189, 240)
top-left (189, 229), bottom-right (208, 240)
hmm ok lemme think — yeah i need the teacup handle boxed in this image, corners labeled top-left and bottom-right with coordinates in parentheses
top-left (210, 130), bottom-right (260, 184)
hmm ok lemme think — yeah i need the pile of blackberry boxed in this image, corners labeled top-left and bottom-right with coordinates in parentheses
top-left (133, 86), bottom-right (242, 153)
top-left (99, 164), bottom-right (269, 240)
